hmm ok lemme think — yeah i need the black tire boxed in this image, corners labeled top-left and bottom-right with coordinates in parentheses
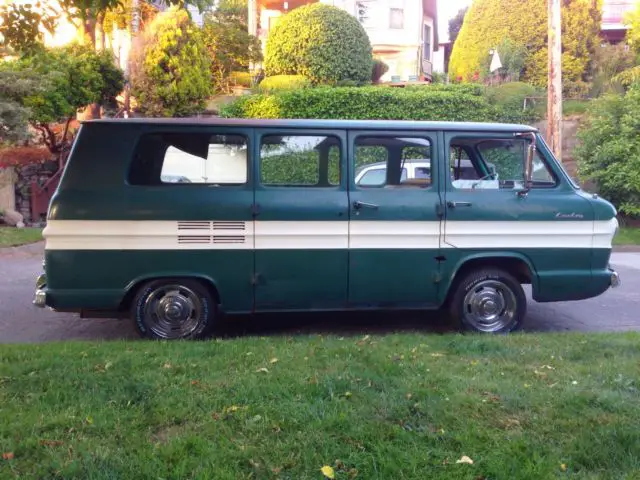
top-left (448, 268), bottom-right (526, 334)
top-left (131, 278), bottom-right (217, 340)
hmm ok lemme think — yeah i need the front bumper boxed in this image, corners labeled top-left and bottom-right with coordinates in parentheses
top-left (33, 273), bottom-right (47, 308)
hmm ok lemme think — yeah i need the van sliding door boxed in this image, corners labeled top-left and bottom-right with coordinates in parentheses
top-left (253, 128), bottom-right (349, 311)
top-left (347, 130), bottom-right (443, 308)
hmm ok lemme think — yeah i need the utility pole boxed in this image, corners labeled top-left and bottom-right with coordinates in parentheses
top-left (123, 0), bottom-right (140, 117)
top-left (547, 0), bottom-right (562, 160)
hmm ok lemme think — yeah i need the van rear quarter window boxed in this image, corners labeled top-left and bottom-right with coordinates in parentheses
top-left (128, 133), bottom-right (248, 185)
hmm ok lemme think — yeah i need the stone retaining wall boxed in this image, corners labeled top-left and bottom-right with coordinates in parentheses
top-left (14, 161), bottom-right (58, 225)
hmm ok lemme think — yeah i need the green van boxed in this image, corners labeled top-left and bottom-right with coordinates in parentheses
top-left (33, 118), bottom-right (621, 340)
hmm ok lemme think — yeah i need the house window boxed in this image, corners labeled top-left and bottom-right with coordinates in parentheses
top-left (389, 8), bottom-right (404, 29)
top-left (356, 0), bottom-right (375, 28)
top-left (423, 24), bottom-right (431, 60)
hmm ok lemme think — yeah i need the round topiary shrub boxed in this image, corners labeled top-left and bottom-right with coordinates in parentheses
top-left (264, 3), bottom-right (373, 85)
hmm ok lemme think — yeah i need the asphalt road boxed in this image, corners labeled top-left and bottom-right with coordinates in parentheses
top-left (1, 243), bottom-right (639, 343)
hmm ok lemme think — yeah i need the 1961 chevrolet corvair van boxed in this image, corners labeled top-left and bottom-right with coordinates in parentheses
top-left (33, 118), bottom-right (621, 340)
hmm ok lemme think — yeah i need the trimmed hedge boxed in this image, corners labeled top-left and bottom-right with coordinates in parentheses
top-left (219, 85), bottom-right (535, 123)
top-left (258, 75), bottom-right (311, 92)
top-left (264, 3), bottom-right (372, 85)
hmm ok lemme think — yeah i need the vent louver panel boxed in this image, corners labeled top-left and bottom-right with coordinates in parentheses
top-left (178, 235), bottom-right (211, 244)
top-left (213, 236), bottom-right (245, 244)
top-left (213, 221), bottom-right (245, 231)
top-left (178, 221), bottom-right (212, 231)
top-left (176, 221), bottom-right (247, 246)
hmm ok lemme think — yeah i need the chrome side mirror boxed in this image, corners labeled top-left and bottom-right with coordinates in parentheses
top-left (515, 132), bottom-right (536, 197)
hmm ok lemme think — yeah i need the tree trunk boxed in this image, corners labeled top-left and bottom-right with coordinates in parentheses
top-left (96, 12), bottom-right (106, 51)
top-left (82, 18), bottom-right (97, 48)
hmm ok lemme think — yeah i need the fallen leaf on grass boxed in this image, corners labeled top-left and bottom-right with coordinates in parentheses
top-left (270, 358), bottom-right (278, 364)
top-left (321, 465), bottom-right (336, 479)
top-left (256, 367), bottom-right (269, 374)
top-left (163, 363), bottom-right (172, 369)
top-left (2, 452), bottom-right (14, 460)
top-left (223, 405), bottom-right (244, 414)
top-left (431, 353), bottom-right (444, 358)
top-left (560, 463), bottom-right (567, 472)
top-left (456, 456), bottom-right (474, 464)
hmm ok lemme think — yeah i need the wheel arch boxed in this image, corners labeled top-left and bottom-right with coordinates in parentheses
top-left (119, 273), bottom-right (222, 312)
top-left (441, 252), bottom-right (539, 306)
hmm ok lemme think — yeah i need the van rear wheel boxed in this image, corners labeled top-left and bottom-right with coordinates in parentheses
top-left (131, 279), bottom-right (216, 340)
top-left (449, 268), bottom-right (526, 334)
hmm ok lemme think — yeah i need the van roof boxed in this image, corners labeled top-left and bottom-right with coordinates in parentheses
top-left (84, 117), bottom-right (538, 133)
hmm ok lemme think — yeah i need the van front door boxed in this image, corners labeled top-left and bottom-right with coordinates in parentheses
top-left (347, 131), bottom-right (442, 308)
top-left (253, 129), bottom-right (349, 310)
top-left (441, 131), bottom-right (593, 303)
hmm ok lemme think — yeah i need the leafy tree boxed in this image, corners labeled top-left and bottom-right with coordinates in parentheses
top-left (1, 44), bottom-right (124, 155)
top-left (202, 0), bottom-right (262, 93)
top-left (449, 0), bottom-right (602, 87)
top-left (0, 69), bottom-right (43, 144)
top-left (576, 85), bottom-right (640, 217)
top-left (0, 2), bottom-right (58, 55)
top-left (129, 7), bottom-right (212, 117)
top-left (264, 3), bottom-right (373, 85)
top-left (448, 7), bottom-right (467, 45)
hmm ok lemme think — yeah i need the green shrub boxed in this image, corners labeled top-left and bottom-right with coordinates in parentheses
top-left (485, 82), bottom-right (541, 121)
top-left (575, 86), bottom-right (640, 217)
top-left (219, 85), bottom-right (532, 123)
top-left (229, 71), bottom-right (252, 87)
top-left (264, 3), bottom-right (372, 85)
top-left (129, 7), bottom-right (212, 117)
top-left (371, 59), bottom-right (389, 83)
top-left (449, 0), bottom-right (602, 87)
top-left (258, 75), bottom-right (311, 92)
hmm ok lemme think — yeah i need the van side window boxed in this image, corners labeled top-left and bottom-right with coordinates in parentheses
top-left (260, 135), bottom-right (341, 187)
top-left (129, 133), bottom-right (248, 185)
top-left (354, 136), bottom-right (432, 188)
top-left (450, 138), bottom-right (556, 190)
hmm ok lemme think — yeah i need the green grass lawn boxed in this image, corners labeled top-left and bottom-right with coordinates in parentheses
top-left (614, 227), bottom-right (640, 246)
top-left (1, 332), bottom-right (640, 479)
top-left (0, 227), bottom-right (42, 248)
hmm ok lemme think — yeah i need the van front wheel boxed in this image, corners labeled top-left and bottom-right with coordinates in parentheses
top-left (449, 268), bottom-right (526, 334)
top-left (131, 279), bottom-right (216, 340)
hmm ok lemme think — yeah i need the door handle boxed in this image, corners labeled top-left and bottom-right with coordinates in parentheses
top-left (353, 200), bottom-right (379, 210)
top-left (447, 201), bottom-right (472, 208)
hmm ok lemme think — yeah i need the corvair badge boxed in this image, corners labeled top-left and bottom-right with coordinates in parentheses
top-left (555, 212), bottom-right (584, 219)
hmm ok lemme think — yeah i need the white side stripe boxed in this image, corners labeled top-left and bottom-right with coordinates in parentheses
top-left (350, 221), bottom-right (440, 249)
top-left (42, 219), bottom-right (618, 251)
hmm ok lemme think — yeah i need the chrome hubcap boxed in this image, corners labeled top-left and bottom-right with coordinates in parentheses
top-left (143, 285), bottom-right (202, 339)
top-left (462, 279), bottom-right (517, 332)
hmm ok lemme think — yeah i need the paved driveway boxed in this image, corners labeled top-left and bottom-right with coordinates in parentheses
top-left (1, 243), bottom-right (639, 343)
